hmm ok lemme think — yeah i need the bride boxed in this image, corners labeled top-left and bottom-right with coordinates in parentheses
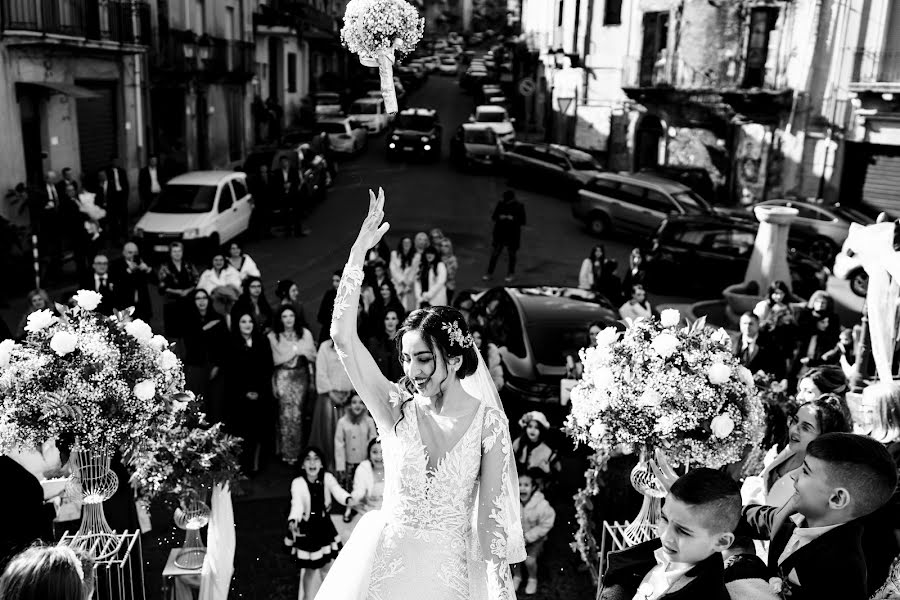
top-left (317, 188), bottom-right (525, 599)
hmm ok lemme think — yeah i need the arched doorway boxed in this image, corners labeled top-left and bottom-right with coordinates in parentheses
top-left (634, 114), bottom-right (665, 171)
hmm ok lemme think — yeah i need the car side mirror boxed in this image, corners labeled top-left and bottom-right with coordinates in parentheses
top-left (468, 116), bottom-right (475, 122)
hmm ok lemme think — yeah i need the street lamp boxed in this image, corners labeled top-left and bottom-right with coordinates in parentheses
top-left (197, 34), bottom-right (212, 61)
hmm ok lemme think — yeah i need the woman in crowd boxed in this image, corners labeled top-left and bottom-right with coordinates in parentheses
top-left (414, 246), bottom-right (447, 308)
top-left (413, 231), bottom-right (429, 258)
top-left (429, 228), bottom-right (445, 247)
top-left (512, 411), bottom-right (560, 477)
top-left (275, 279), bottom-right (309, 327)
top-left (350, 437), bottom-right (386, 517)
top-left (578, 245), bottom-right (621, 303)
top-left (618, 284), bottom-right (654, 321)
top-left (157, 241), bottom-right (199, 338)
top-left (357, 285), bottom-right (381, 341)
top-left (226, 241), bottom-right (261, 282)
top-left (268, 305), bottom-right (317, 466)
top-left (16, 289), bottom-right (56, 340)
top-left (366, 308), bottom-right (403, 381)
top-left (438, 237), bottom-right (458, 305)
top-left (0, 545), bottom-right (94, 600)
top-left (389, 236), bottom-right (418, 313)
top-left (753, 280), bottom-right (792, 324)
top-left (373, 281), bottom-right (405, 323)
top-left (763, 303), bottom-right (799, 376)
top-left (182, 289), bottom-right (229, 423)
top-left (197, 253), bottom-right (243, 326)
top-left (231, 276), bottom-right (274, 335)
top-left (796, 290), bottom-right (841, 345)
top-left (620, 248), bottom-right (646, 293)
top-left (311, 334), bottom-right (356, 470)
top-left (470, 324), bottom-right (504, 391)
top-left (226, 311), bottom-right (274, 476)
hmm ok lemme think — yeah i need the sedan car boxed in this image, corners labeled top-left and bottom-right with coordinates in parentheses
top-left (502, 142), bottom-right (604, 197)
top-left (386, 108), bottom-right (441, 161)
top-left (463, 286), bottom-right (620, 420)
top-left (313, 92), bottom-right (343, 117)
top-left (449, 123), bottom-right (503, 170)
top-left (470, 105), bottom-right (515, 142)
top-left (315, 116), bottom-right (368, 155)
top-left (437, 56), bottom-right (458, 75)
top-left (644, 214), bottom-right (829, 299)
top-left (348, 98), bottom-right (390, 134)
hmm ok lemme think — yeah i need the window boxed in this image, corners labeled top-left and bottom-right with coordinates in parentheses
top-left (151, 185), bottom-right (216, 214)
top-left (319, 122), bottom-right (348, 134)
top-left (743, 7), bottom-right (778, 88)
top-left (557, 0), bottom-right (564, 27)
top-left (194, 0), bottom-right (206, 34)
top-left (351, 102), bottom-right (379, 114)
top-left (639, 12), bottom-right (669, 86)
top-left (672, 191), bottom-right (710, 215)
top-left (287, 53), bottom-right (297, 93)
top-left (705, 230), bottom-right (755, 256)
top-left (231, 178), bottom-right (248, 199)
top-left (218, 182), bottom-right (235, 212)
top-left (616, 183), bottom-right (646, 205)
top-left (586, 178), bottom-right (618, 195)
top-left (643, 189), bottom-right (675, 213)
top-left (603, 0), bottom-right (622, 25)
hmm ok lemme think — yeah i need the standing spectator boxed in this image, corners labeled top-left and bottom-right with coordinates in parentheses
top-left (412, 231), bottom-right (429, 258)
top-left (182, 289), bottom-right (228, 423)
top-left (316, 270), bottom-right (342, 344)
top-left (579, 244), bottom-right (622, 303)
top-left (197, 253), bottom-right (243, 325)
top-left (357, 285), bottom-right (381, 340)
top-left (225, 311), bottom-right (274, 476)
top-left (618, 284), bottom-right (654, 322)
top-left (349, 438), bottom-right (386, 516)
top-left (60, 182), bottom-right (91, 280)
top-left (249, 164), bottom-right (274, 237)
top-left (364, 258), bottom-right (389, 290)
top-left (429, 227), bottom-right (445, 247)
top-left (226, 241), bottom-right (261, 282)
top-left (275, 155), bottom-right (308, 237)
top-left (106, 157), bottom-right (130, 241)
top-left (731, 311), bottom-right (783, 378)
top-left (311, 335), bottom-right (355, 470)
top-left (93, 170), bottom-right (111, 234)
top-left (792, 312), bottom-right (838, 380)
top-left (275, 278), bottom-right (309, 328)
top-left (438, 237), bottom-right (458, 304)
top-left (110, 242), bottom-right (154, 322)
top-left (334, 393), bottom-right (377, 522)
top-left (373, 281), bottom-right (405, 323)
top-left (33, 170), bottom-right (63, 280)
top-left (414, 246), bottom-right (447, 307)
top-left (366, 309), bottom-right (403, 381)
top-left (266, 96), bottom-right (284, 141)
top-left (268, 305), bottom-right (317, 465)
top-left (0, 545), bottom-right (94, 600)
top-left (483, 189), bottom-right (526, 283)
top-left (763, 303), bottom-right (799, 376)
top-left (57, 167), bottom-right (79, 196)
top-left (16, 289), bottom-right (55, 340)
top-left (390, 236), bottom-right (418, 313)
top-left (157, 241), bottom-right (199, 338)
top-left (753, 280), bottom-right (791, 324)
top-left (821, 327), bottom-right (857, 377)
top-left (795, 290), bottom-right (841, 349)
top-left (470, 324), bottom-right (504, 390)
top-left (231, 276), bottom-right (274, 335)
top-left (512, 468), bottom-right (556, 596)
top-left (137, 155), bottom-right (164, 213)
top-left (78, 253), bottom-right (117, 315)
top-left (620, 247), bottom-right (647, 292)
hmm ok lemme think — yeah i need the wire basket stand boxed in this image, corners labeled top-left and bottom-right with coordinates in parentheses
top-left (64, 447), bottom-right (121, 560)
top-left (173, 491), bottom-right (211, 570)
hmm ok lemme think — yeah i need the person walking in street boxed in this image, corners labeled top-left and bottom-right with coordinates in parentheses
top-left (110, 242), bottom-right (154, 322)
top-left (138, 155), bottom-right (164, 214)
top-left (483, 190), bottom-right (526, 283)
top-left (106, 157), bottom-right (130, 242)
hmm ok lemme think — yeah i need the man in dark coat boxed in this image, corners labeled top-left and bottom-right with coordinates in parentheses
top-left (137, 155), bottom-right (164, 213)
top-left (106, 157), bottom-right (130, 242)
top-left (249, 163), bottom-right (274, 237)
top-left (33, 170), bottom-right (64, 281)
top-left (79, 252), bottom-right (118, 315)
top-left (111, 241), bottom-right (154, 321)
top-left (275, 155), bottom-right (308, 236)
top-left (484, 189), bottom-right (526, 282)
top-left (731, 311), bottom-right (783, 378)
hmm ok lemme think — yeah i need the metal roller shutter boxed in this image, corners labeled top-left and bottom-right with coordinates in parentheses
top-left (862, 150), bottom-right (900, 218)
top-left (76, 82), bottom-right (118, 179)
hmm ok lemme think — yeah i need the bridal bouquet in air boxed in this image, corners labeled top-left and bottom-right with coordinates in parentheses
top-left (566, 310), bottom-right (765, 468)
top-left (0, 292), bottom-right (185, 453)
top-left (341, 0), bottom-right (424, 114)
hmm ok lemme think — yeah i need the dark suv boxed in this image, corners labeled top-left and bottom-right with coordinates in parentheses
top-left (386, 108), bottom-right (442, 161)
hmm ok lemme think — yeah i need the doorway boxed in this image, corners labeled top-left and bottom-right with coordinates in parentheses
top-left (634, 114), bottom-right (665, 171)
top-left (18, 92), bottom-right (43, 186)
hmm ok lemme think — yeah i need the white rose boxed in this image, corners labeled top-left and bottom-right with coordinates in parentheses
top-left (149, 335), bottom-right (169, 352)
top-left (133, 380), bottom-right (156, 401)
top-left (660, 309), bottom-right (681, 328)
top-left (49, 331), bottom-right (78, 356)
top-left (591, 367), bottom-right (614, 391)
top-left (710, 414), bottom-right (735, 438)
top-left (24, 309), bottom-right (58, 333)
top-left (589, 420), bottom-right (608, 440)
top-left (638, 390), bottom-right (661, 407)
top-left (650, 332), bottom-right (679, 358)
top-left (0, 339), bottom-right (15, 369)
top-left (125, 319), bottom-right (153, 343)
top-left (595, 327), bottom-right (619, 349)
top-left (711, 327), bottom-right (731, 346)
top-left (72, 289), bottom-right (103, 311)
top-left (738, 366), bottom-right (755, 388)
top-left (707, 362), bottom-right (732, 385)
top-left (158, 350), bottom-right (179, 371)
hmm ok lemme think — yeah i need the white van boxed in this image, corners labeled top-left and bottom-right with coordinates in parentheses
top-left (133, 171), bottom-right (253, 259)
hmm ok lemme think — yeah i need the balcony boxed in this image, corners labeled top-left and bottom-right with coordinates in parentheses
top-left (850, 49), bottom-right (900, 93)
top-left (151, 30), bottom-right (255, 81)
top-left (1, 0), bottom-right (151, 46)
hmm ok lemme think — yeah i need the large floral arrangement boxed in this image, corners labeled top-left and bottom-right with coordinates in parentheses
top-left (0, 292), bottom-right (184, 453)
top-left (340, 0), bottom-right (424, 114)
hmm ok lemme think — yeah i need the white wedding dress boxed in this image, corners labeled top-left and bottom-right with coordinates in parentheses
top-left (317, 383), bottom-right (525, 600)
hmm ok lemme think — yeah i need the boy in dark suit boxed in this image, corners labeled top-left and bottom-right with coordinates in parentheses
top-left (599, 468), bottom-right (739, 600)
top-left (739, 433), bottom-right (897, 600)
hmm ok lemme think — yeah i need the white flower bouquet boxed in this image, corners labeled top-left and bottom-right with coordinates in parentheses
top-left (0, 293), bottom-right (185, 453)
top-left (566, 311), bottom-right (764, 468)
top-left (340, 0), bottom-right (424, 114)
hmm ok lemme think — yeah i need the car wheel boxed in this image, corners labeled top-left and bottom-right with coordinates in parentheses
top-left (808, 237), bottom-right (838, 264)
top-left (588, 212), bottom-right (610, 236)
top-left (849, 268), bottom-right (869, 297)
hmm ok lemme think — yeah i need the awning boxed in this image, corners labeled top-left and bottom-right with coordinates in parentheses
top-left (16, 81), bottom-right (101, 99)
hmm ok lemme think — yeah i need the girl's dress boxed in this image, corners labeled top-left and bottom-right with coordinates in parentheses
top-left (286, 474), bottom-right (350, 568)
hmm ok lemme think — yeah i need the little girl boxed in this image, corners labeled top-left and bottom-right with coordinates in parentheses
top-left (513, 411), bottom-right (559, 476)
top-left (350, 437), bottom-right (387, 517)
top-left (285, 447), bottom-right (355, 600)
top-left (334, 394), bottom-right (377, 522)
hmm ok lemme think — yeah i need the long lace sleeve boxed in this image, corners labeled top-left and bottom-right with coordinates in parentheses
top-left (477, 407), bottom-right (526, 598)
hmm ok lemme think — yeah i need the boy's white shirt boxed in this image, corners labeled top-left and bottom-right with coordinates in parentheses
top-left (631, 548), bottom-right (692, 600)
top-left (776, 513), bottom-right (842, 584)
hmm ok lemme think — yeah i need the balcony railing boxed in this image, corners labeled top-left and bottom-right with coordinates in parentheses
top-left (852, 49), bottom-right (900, 86)
top-left (152, 30), bottom-right (255, 79)
top-left (1, 0), bottom-right (151, 45)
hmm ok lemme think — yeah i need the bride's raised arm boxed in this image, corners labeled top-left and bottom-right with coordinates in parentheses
top-left (330, 188), bottom-right (400, 431)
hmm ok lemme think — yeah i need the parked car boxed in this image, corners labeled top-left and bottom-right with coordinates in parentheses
top-left (450, 123), bottom-right (503, 170)
top-left (348, 97), bottom-right (390, 134)
top-left (833, 238), bottom-right (868, 297)
top-left (315, 116), bottom-right (368, 155)
top-left (644, 214), bottom-right (829, 299)
top-left (134, 171), bottom-right (253, 260)
top-left (437, 56), bottom-right (458, 75)
top-left (463, 286), bottom-right (620, 420)
top-left (313, 91), bottom-right (343, 118)
top-left (461, 66), bottom-right (491, 92)
top-left (386, 108), bottom-right (442, 161)
top-left (469, 105), bottom-right (515, 142)
top-left (366, 79), bottom-right (406, 106)
top-left (502, 142), bottom-right (604, 197)
top-left (638, 165), bottom-right (717, 205)
top-left (572, 172), bottom-right (714, 237)
top-left (751, 199), bottom-right (879, 263)
top-left (396, 64), bottom-right (425, 90)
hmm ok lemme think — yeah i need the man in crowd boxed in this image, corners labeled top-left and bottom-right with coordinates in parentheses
top-left (732, 311), bottom-right (783, 378)
top-left (276, 155), bottom-right (308, 237)
top-left (138, 155), bottom-right (164, 213)
top-left (249, 163), bottom-right (274, 237)
top-left (57, 167), bottom-right (79, 196)
top-left (79, 253), bottom-right (117, 315)
top-left (110, 242), bottom-right (154, 322)
top-left (484, 189), bottom-right (526, 283)
top-left (33, 170), bottom-right (63, 281)
top-left (106, 157), bottom-right (130, 242)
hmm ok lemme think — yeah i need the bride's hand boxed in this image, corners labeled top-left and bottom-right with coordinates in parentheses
top-left (352, 188), bottom-right (390, 255)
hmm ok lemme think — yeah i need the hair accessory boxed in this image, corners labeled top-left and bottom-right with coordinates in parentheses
top-left (442, 320), bottom-right (474, 349)
top-left (519, 411), bottom-right (551, 430)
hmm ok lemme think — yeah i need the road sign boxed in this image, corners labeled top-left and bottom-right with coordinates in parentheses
top-left (517, 77), bottom-right (536, 97)
top-left (557, 97), bottom-right (574, 114)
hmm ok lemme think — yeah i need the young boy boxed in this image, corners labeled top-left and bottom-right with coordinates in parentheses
top-left (513, 468), bottom-right (556, 595)
top-left (739, 432), bottom-right (897, 600)
top-left (599, 468), bottom-right (740, 600)
top-left (334, 393), bottom-right (377, 522)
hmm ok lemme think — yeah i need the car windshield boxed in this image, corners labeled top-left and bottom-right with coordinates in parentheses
top-left (527, 322), bottom-right (595, 366)
top-left (672, 191), bottom-right (711, 215)
top-left (441, 58), bottom-right (456, 65)
top-left (151, 184), bottom-right (216, 214)
top-left (476, 110), bottom-right (506, 123)
top-left (319, 123), bottom-right (347, 134)
top-left (464, 128), bottom-right (496, 144)
top-left (568, 154), bottom-right (599, 170)
top-left (351, 102), bottom-right (378, 114)
top-left (395, 115), bottom-right (435, 130)
top-left (315, 94), bottom-right (339, 104)
top-left (833, 203), bottom-right (879, 223)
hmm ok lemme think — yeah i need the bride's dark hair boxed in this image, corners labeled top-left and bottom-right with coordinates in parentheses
top-left (393, 306), bottom-right (480, 430)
